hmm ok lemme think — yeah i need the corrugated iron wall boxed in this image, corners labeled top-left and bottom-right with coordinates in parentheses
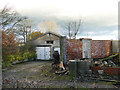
top-left (66, 39), bottom-right (111, 60)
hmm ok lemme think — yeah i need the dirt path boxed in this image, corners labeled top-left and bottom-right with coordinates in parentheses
top-left (2, 61), bottom-right (118, 88)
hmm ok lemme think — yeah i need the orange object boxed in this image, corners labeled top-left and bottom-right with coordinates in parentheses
top-left (5, 79), bottom-right (8, 83)
top-left (58, 61), bottom-right (65, 70)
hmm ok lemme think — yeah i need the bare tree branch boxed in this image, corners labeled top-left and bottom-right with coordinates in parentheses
top-left (64, 19), bottom-right (82, 39)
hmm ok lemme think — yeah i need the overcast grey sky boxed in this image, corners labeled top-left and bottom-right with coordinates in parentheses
top-left (0, 0), bottom-right (119, 40)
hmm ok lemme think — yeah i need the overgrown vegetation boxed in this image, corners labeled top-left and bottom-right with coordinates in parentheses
top-left (2, 31), bottom-right (36, 68)
top-left (2, 48), bottom-right (36, 68)
top-left (27, 31), bottom-right (43, 40)
top-left (0, 6), bottom-right (37, 69)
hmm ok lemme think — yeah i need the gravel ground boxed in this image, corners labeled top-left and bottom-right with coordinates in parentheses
top-left (2, 61), bottom-right (118, 88)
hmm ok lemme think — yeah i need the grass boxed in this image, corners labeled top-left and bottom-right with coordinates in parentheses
top-left (2, 62), bottom-right (14, 69)
top-left (98, 81), bottom-right (115, 85)
top-left (28, 76), bottom-right (37, 79)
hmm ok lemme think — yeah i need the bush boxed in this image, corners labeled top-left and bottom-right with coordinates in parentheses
top-left (2, 62), bottom-right (6, 69)
top-left (2, 61), bottom-right (13, 69)
top-left (6, 55), bottom-right (15, 63)
top-left (2, 46), bottom-right (37, 68)
top-left (15, 55), bottom-right (23, 61)
top-left (14, 49), bottom-right (36, 62)
top-left (2, 54), bottom-right (15, 68)
top-left (22, 50), bottom-right (29, 59)
top-left (29, 51), bottom-right (36, 59)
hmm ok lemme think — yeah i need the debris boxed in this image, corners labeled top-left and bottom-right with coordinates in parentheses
top-left (55, 70), bottom-right (67, 75)
top-left (93, 83), bottom-right (98, 88)
top-left (52, 51), bottom-right (60, 64)
top-left (100, 53), bottom-right (118, 61)
top-left (65, 71), bottom-right (69, 75)
top-left (53, 61), bottom-right (69, 75)
top-left (57, 61), bottom-right (65, 70)
top-left (5, 79), bottom-right (8, 83)
top-left (98, 70), bottom-right (104, 74)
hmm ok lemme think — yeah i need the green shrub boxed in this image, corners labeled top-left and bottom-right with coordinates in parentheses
top-left (15, 55), bottom-right (23, 61)
top-left (23, 50), bottom-right (29, 59)
top-left (29, 51), bottom-right (36, 59)
top-left (2, 62), bottom-right (6, 69)
top-left (2, 45), bottom-right (37, 68)
top-left (6, 55), bottom-right (15, 63)
top-left (14, 49), bottom-right (36, 62)
top-left (2, 61), bottom-right (13, 69)
top-left (22, 49), bottom-right (36, 60)
top-left (2, 54), bottom-right (15, 68)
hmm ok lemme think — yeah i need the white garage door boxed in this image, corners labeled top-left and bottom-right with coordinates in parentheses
top-left (36, 47), bottom-right (50, 60)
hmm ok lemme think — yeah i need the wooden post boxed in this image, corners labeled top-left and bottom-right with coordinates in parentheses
top-left (60, 36), bottom-right (67, 66)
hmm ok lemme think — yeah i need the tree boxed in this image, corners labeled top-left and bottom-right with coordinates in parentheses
top-left (15, 19), bottom-right (34, 43)
top-left (2, 31), bottom-right (17, 62)
top-left (0, 6), bottom-right (37, 68)
top-left (0, 5), bottom-right (27, 33)
top-left (27, 31), bottom-right (43, 40)
top-left (64, 19), bottom-right (82, 39)
top-left (39, 20), bottom-right (60, 34)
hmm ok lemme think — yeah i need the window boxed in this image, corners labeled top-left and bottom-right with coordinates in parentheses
top-left (46, 41), bottom-right (54, 44)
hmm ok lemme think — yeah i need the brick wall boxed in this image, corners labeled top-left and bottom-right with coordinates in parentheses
top-left (91, 40), bottom-right (111, 58)
top-left (66, 39), bottom-right (82, 60)
top-left (66, 39), bottom-right (111, 60)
